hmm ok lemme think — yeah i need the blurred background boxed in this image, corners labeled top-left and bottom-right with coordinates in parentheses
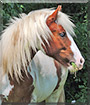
top-left (0, 3), bottom-right (89, 104)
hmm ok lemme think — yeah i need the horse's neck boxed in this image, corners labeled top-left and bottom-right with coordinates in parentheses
top-left (30, 51), bottom-right (68, 102)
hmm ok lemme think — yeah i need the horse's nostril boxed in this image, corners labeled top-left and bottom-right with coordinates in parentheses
top-left (80, 58), bottom-right (83, 64)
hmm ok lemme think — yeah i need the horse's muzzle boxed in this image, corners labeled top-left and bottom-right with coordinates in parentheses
top-left (68, 57), bottom-right (85, 72)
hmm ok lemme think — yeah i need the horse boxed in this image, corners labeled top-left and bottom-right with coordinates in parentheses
top-left (0, 5), bottom-right (85, 104)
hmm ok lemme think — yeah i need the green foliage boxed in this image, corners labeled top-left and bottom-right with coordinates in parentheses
top-left (2, 3), bottom-right (88, 103)
top-left (3, 3), bottom-right (24, 25)
top-left (64, 4), bottom-right (88, 103)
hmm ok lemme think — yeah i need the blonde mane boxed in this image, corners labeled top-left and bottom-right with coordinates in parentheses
top-left (1, 8), bottom-right (75, 80)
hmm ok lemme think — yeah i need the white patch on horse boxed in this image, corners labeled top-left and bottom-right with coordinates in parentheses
top-left (0, 73), bottom-right (14, 97)
top-left (28, 51), bottom-right (58, 102)
top-left (67, 32), bottom-right (85, 70)
top-left (2, 83), bottom-right (14, 97)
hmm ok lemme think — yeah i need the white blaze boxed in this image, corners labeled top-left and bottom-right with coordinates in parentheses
top-left (67, 32), bottom-right (85, 70)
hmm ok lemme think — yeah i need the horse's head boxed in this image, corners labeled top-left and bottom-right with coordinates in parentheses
top-left (1, 5), bottom-right (85, 80)
top-left (42, 5), bottom-right (85, 72)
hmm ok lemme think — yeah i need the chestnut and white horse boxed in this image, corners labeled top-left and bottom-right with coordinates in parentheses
top-left (0, 6), bottom-right (84, 104)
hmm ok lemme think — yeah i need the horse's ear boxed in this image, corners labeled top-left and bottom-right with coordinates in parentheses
top-left (50, 5), bottom-right (62, 18)
top-left (46, 5), bottom-right (62, 26)
top-left (57, 5), bottom-right (62, 11)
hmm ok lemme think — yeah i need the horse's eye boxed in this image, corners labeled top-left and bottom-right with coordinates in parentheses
top-left (59, 32), bottom-right (66, 37)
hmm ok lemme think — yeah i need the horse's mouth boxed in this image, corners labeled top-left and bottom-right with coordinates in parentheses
top-left (68, 61), bottom-right (80, 73)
